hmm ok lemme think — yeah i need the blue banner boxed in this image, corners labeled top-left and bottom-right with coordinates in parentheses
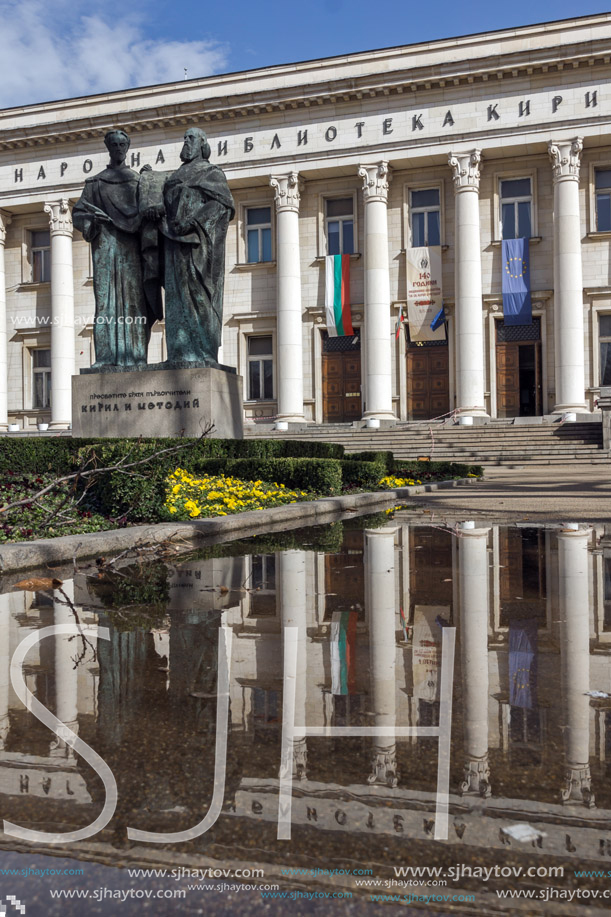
top-left (509, 619), bottom-right (538, 709)
top-left (502, 238), bottom-right (532, 326)
top-left (430, 306), bottom-right (446, 332)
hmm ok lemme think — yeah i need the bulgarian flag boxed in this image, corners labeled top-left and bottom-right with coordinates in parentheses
top-left (331, 610), bottom-right (357, 695)
top-left (325, 254), bottom-right (353, 337)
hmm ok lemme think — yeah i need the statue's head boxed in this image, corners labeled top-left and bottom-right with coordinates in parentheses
top-left (180, 127), bottom-right (211, 163)
top-left (104, 129), bottom-right (130, 164)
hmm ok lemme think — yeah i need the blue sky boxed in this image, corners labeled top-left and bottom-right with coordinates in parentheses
top-left (1, 0), bottom-right (610, 108)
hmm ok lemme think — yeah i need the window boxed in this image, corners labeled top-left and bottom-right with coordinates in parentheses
top-left (410, 189), bottom-right (440, 247)
top-left (325, 198), bottom-right (354, 255)
top-left (247, 336), bottom-right (273, 400)
top-left (249, 554), bottom-right (276, 617)
top-left (501, 178), bottom-right (532, 239)
top-left (246, 207), bottom-right (272, 263)
top-left (595, 170), bottom-right (611, 232)
top-left (31, 230), bottom-right (51, 283)
top-left (32, 349), bottom-right (51, 409)
top-left (599, 315), bottom-right (611, 386)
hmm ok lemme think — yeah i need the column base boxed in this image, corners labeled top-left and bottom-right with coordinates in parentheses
top-left (275, 414), bottom-right (307, 427)
top-left (362, 411), bottom-right (396, 423)
top-left (49, 421), bottom-right (71, 431)
top-left (456, 408), bottom-right (489, 419)
top-left (552, 403), bottom-right (589, 415)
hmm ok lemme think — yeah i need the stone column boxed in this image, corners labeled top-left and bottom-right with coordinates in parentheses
top-left (50, 582), bottom-right (79, 758)
top-left (279, 550), bottom-right (308, 778)
top-left (358, 162), bottom-right (395, 422)
top-left (448, 151), bottom-right (487, 418)
top-left (458, 524), bottom-right (491, 797)
top-left (365, 527), bottom-right (398, 786)
top-left (0, 593), bottom-right (10, 750)
top-left (44, 199), bottom-right (75, 430)
top-left (558, 526), bottom-right (595, 807)
top-left (548, 139), bottom-right (587, 413)
top-left (269, 173), bottom-right (305, 424)
top-left (0, 210), bottom-right (11, 431)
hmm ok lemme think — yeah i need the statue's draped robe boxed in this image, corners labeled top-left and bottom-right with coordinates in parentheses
top-left (160, 159), bottom-right (235, 365)
top-left (73, 168), bottom-right (161, 367)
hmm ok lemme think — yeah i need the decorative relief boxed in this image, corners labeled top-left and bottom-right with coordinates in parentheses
top-left (358, 161), bottom-right (391, 203)
top-left (448, 149), bottom-right (482, 191)
top-left (548, 137), bottom-right (583, 182)
top-left (368, 745), bottom-right (399, 787)
top-left (269, 172), bottom-right (301, 212)
top-left (561, 764), bottom-right (595, 808)
top-left (0, 209), bottom-right (11, 246)
top-left (44, 198), bottom-right (73, 236)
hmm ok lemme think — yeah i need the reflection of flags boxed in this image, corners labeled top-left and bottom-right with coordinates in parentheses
top-left (430, 306), bottom-right (446, 332)
top-left (509, 619), bottom-right (538, 709)
top-left (399, 605), bottom-right (409, 640)
top-left (395, 305), bottom-right (404, 340)
top-left (502, 238), bottom-right (532, 326)
top-left (331, 610), bottom-right (357, 695)
top-left (325, 254), bottom-right (353, 337)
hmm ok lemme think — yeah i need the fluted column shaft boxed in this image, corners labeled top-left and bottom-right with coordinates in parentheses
top-left (270, 173), bottom-right (305, 423)
top-left (279, 550), bottom-right (308, 778)
top-left (558, 527), bottom-right (594, 806)
top-left (365, 527), bottom-right (398, 786)
top-left (458, 526), bottom-right (491, 796)
top-left (0, 210), bottom-right (11, 430)
top-left (448, 151), bottom-right (487, 417)
top-left (44, 200), bottom-right (75, 429)
top-left (359, 163), bottom-right (394, 421)
top-left (548, 139), bottom-right (587, 413)
top-left (51, 582), bottom-right (79, 756)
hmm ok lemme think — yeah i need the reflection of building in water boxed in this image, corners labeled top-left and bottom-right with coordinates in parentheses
top-left (3, 524), bottom-right (611, 866)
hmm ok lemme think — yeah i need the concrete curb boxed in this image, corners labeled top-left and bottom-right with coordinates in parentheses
top-left (0, 477), bottom-right (479, 575)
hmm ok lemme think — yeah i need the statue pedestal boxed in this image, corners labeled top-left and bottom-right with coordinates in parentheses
top-left (72, 366), bottom-right (244, 439)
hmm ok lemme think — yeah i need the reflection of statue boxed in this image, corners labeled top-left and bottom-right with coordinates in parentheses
top-left (73, 130), bottom-right (162, 368)
top-left (147, 128), bottom-right (235, 367)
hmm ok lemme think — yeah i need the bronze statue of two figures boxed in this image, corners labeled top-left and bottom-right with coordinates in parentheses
top-left (73, 128), bottom-right (235, 372)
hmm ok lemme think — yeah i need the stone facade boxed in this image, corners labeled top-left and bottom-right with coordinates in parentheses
top-left (2, 14), bottom-right (611, 428)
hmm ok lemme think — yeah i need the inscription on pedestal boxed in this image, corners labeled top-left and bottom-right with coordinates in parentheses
top-left (72, 368), bottom-right (243, 439)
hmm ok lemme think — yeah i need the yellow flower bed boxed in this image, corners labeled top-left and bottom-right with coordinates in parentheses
top-left (165, 468), bottom-right (309, 519)
top-left (378, 475), bottom-right (422, 489)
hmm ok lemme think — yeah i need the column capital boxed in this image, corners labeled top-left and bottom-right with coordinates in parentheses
top-left (0, 209), bottom-right (12, 246)
top-left (270, 172), bottom-right (301, 213)
top-left (448, 150), bottom-right (482, 192)
top-left (549, 137), bottom-right (583, 183)
top-left (44, 198), bottom-right (73, 236)
top-left (358, 161), bottom-right (391, 203)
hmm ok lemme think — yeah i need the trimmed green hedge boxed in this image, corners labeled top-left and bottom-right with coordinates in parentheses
top-left (340, 459), bottom-right (386, 489)
top-left (346, 450), bottom-right (395, 472)
top-left (393, 460), bottom-right (483, 478)
top-left (0, 436), bottom-right (345, 475)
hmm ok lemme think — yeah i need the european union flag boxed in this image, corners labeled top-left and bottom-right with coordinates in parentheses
top-left (430, 306), bottom-right (446, 331)
top-left (502, 238), bottom-right (531, 326)
top-left (509, 619), bottom-right (538, 709)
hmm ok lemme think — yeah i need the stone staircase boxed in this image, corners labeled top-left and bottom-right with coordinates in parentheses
top-left (245, 420), bottom-right (608, 467)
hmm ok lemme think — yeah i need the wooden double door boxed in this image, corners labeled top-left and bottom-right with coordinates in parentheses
top-left (496, 342), bottom-right (542, 418)
top-left (322, 331), bottom-right (362, 423)
top-left (406, 345), bottom-right (450, 420)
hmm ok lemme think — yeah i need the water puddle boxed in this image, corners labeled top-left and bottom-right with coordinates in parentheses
top-left (0, 513), bottom-right (609, 915)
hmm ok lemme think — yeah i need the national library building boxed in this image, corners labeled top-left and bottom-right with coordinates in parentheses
top-left (1, 13), bottom-right (611, 430)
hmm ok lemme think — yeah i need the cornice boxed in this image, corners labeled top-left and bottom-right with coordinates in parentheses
top-left (0, 39), bottom-right (610, 153)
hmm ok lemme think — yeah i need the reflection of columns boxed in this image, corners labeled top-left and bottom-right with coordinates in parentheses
top-left (548, 139), bottom-right (587, 414)
top-left (365, 527), bottom-right (398, 786)
top-left (358, 162), bottom-right (394, 421)
top-left (0, 210), bottom-right (11, 431)
top-left (0, 593), bottom-right (10, 749)
top-left (558, 526), bottom-right (595, 807)
top-left (448, 151), bottom-right (487, 417)
top-left (50, 583), bottom-right (79, 758)
top-left (458, 524), bottom-right (491, 797)
top-left (279, 551), bottom-right (308, 778)
top-left (44, 199), bottom-right (75, 429)
top-left (270, 173), bottom-right (305, 424)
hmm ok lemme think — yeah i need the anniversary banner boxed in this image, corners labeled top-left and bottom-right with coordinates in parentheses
top-left (406, 246), bottom-right (445, 342)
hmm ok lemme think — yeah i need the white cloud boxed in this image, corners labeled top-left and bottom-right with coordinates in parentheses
top-left (0, 0), bottom-right (229, 108)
